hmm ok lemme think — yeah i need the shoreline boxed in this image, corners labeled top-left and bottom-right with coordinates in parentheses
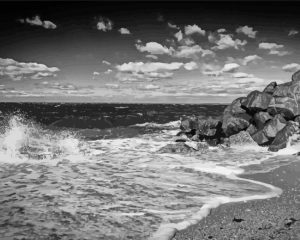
top-left (173, 159), bottom-right (300, 240)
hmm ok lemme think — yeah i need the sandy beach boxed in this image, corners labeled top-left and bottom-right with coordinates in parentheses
top-left (173, 159), bottom-right (300, 240)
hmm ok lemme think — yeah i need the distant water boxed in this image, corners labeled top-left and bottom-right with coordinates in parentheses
top-left (0, 103), bottom-right (299, 240)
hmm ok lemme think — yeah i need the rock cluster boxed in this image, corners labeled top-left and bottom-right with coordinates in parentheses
top-left (179, 70), bottom-right (300, 152)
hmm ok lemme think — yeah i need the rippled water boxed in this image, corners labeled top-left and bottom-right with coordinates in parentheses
top-left (0, 113), bottom-right (299, 240)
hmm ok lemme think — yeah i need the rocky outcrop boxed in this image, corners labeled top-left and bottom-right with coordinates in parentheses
top-left (178, 70), bottom-right (300, 152)
top-left (222, 97), bottom-right (251, 136)
top-left (268, 121), bottom-right (299, 152)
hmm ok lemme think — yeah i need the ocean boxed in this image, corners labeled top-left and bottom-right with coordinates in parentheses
top-left (0, 103), bottom-right (299, 240)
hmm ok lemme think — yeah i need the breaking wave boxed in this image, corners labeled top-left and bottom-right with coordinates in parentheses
top-left (0, 115), bottom-right (300, 240)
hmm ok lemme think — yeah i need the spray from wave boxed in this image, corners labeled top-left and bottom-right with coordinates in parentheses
top-left (0, 115), bottom-right (83, 163)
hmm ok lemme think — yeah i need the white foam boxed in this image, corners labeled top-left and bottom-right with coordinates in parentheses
top-left (151, 173), bottom-right (282, 240)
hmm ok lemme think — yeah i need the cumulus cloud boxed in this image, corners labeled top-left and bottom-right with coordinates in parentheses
top-left (184, 24), bottom-right (206, 35)
top-left (236, 25), bottom-right (257, 38)
top-left (174, 45), bottom-right (215, 58)
top-left (217, 28), bottom-right (226, 33)
top-left (184, 61), bottom-right (198, 70)
top-left (259, 42), bottom-right (290, 56)
top-left (115, 61), bottom-right (184, 81)
top-left (174, 30), bottom-right (183, 42)
top-left (222, 63), bottom-right (240, 73)
top-left (146, 55), bottom-right (158, 60)
top-left (18, 15), bottom-right (57, 29)
top-left (168, 22), bottom-right (179, 29)
top-left (116, 61), bottom-right (183, 73)
top-left (288, 29), bottom-right (298, 36)
top-left (136, 42), bottom-right (173, 55)
top-left (105, 83), bottom-right (119, 89)
top-left (104, 69), bottom-right (112, 74)
top-left (282, 63), bottom-right (300, 72)
top-left (232, 72), bottom-right (254, 78)
top-left (102, 60), bottom-right (111, 65)
top-left (97, 17), bottom-right (113, 31)
top-left (140, 84), bottom-right (160, 90)
top-left (212, 34), bottom-right (247, 50)
top-left (0, 58), bottom-right (59, 81)
top-left (242, 55), bottom-right (262, 65)
top-left (201, 63), bottom-right (222, 76)
top-left (119, 28), bottom-right (131, 34)
top-left (93, 71), bottom-right (100, 76)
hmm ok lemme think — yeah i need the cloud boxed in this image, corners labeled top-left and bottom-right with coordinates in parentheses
top-left (174, 45), bottom-right (215, 58)
top-left (102, 60), bottom-right (111, 65)
top-left (236, 25), bottom-right (257, 38)
top-left (184, 24), bottom-right (206, 35)
top-left (157, 14), bottom-right (164, 22)
top-left (174, 30), bottom-right (183, 41)
top-left (212, 34), bottom-right (247, 50)
top-left (0, 58), bottom-right (59, 81)
top-left (288, 29), bottom-right (298, 36)
top-left (93, 71), bottom-right (100, 76)
top-left (222, 63), bottom-right (240, 73)
top-left (140, 84), bottom-right (160, 90)
top-left (116, 61), bottom-right (183, 73)
top-left (217, 28), bottom-right (226, 33)
top-left (168, 22), bottom-right (179, 29)
top-left (146, 55), bottom-right (158, 60)
top-left (97, 17), bottom-right (113, 32)
top-left (201, 63), bottom-right (222, 76)
top-left (135, 41), bottom-right (173, 55)
top-left (242, 55), bottom-right (262, 65)
top-left (282, 63), bottom-right (300, 72)
top-left (115, 61), bottom-right (184, 81)
top-left (119, 28), bottom-right (131, 34)
top-left (232, 72), bottom-right (254, 78)
top-left (259, 42), bottom-right (290, 56)
top-left (104, 69), bottom-right (112, 74)
top-left (105, 83), bottom-right (119, 89)
top-left (184, 61), bottom-right (198, 70)
top-left (18, 15), bottom-right (57, 29)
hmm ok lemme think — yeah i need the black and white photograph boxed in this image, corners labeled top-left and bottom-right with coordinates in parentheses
top-left (0, 1), bottom-right (300, 239)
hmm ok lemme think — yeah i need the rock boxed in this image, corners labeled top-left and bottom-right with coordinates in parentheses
top-left (263, 114), bottom-right (286, 139)
top-left (263, 81), bottom-right (277, 95)
top-left (158, 143), bottom-right (196, 154)
top-left (268, 96), bottom-right (300, 120)
top-left (246, 124), bottom-right (258, 136)
top-left (229, 131), bottom-right (256, 145)
top-left (268, 121), bottom-right (299, 152)
top-left (180, 116), bottom-right (198, 132)
top-left (222, 97), bottom-right (251, 136)
top-left (294, 116), bottom-right (300, 125)
top-left (254, 112), bottom-right (273, 129)
top-left (197, 118), bottom-right (221, 137)
top-left (292, 70), bottom-right (300, 83)
top-left (251, 130), bottom-right (270, 145)
top-left (185, 141), bottom-right (209, 151)
top-left (241, 90), bottom-right (273, 113)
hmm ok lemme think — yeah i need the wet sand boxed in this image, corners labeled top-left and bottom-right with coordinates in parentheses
top-left (173, 160), bottom-right (300, 240)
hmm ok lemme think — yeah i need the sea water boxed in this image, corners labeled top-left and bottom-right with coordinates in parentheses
top-left (0, 103), bottom-right (299, 240)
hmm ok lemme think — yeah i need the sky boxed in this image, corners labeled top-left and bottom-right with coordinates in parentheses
top-left (0, 1), bottom-right (299, 103)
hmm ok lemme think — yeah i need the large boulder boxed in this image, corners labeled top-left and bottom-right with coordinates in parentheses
top-left (229, 131), bottom-right (256, 145)
top-left (268, 96), bottom-right (300, 120)
top-left (197, 117), bottom-right (221, 137)
top-left (251, 130), bottom-right (270, 145)
top-left (241, 90), bottom-right (273, 113)
top-left (263, 114), bottom-right (286, 138)
top-left (180, 116), bottom-right (198, 132)
top-left (292, 70), bottom-right (300, 83)
top-left (222, 97), bottom-right (251, 136)
top-left (263, 81), bottom-right (277, 95)
top-left (246, 124), bottom-right (258, 136)
top-left (253, 111), bottom-right (273, 129)
top-left (268, 121), bottom-right (299, 152)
